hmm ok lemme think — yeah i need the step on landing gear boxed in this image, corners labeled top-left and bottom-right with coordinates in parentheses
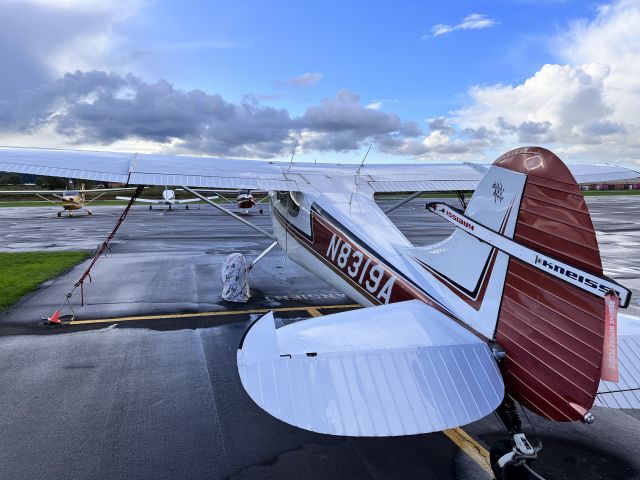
top-left (490, 396), bottom-right (542, 480)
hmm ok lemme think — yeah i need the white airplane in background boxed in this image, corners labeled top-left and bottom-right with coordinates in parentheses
top-left (116, 187), bottom-right (218, 210)
top-left (0, 184), bottom-right (137, 216)
top-left (1, 145), bottom-right (639, 479)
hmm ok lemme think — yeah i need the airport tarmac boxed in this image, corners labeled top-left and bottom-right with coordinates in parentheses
top-left (0, 196), bottom-right (639, 479)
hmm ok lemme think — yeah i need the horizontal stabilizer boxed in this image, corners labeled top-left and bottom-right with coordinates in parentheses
top-left (596, 313), bottom-right (640, 409)
top-left (237, 300), bottom-right (504, 437)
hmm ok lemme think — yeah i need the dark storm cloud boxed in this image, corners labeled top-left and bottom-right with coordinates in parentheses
top-left (0, 72), bottom-right (418, 157)
top-left (303, 90), bottom-right (401, 133)
top-left (580, 119), bottom-right (626, 137)
top-left (299, 90), bottom-right (407, 152)
top-left (428, 117), bottom-right (456, 135)
top-left (496, 117), bottom-right (555, 143)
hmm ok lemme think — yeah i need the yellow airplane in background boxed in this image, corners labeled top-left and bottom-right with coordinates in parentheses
top-left (0, 184), bottom-right (138, 216)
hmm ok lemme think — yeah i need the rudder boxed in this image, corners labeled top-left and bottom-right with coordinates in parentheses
top-left (493, 147), bottom-right (605, 422)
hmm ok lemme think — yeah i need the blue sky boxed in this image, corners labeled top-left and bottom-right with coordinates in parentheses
top-left (0, 0), bottom-right (638, 166)
top-left (121, 1), bottom-right (585, 115)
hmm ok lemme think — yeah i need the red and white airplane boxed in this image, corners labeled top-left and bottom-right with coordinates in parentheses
top-left (0, 145), bottom-right (639, 478)
top-left (116, 187), bottom-right (218, 210)
top-left (212, 188), bottom-right (267, 214)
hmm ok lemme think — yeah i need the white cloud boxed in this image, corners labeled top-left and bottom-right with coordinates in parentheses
top-left (425, 13), bottom-right (498, 38)
top-left (365, 99), bottom-right (399, 110)
top-left (441, 0), bottom-right (640, 164)
top-left (283, 72), bottom-right (323, 87)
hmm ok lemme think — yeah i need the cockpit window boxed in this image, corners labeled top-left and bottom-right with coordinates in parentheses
top-left (63, 190), bottom-right (79, 196)
top-left (276, 191), bottom-right (301, 217)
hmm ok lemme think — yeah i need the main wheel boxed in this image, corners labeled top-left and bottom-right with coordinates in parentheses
top-left (87, 210), bottom-right (93, 215)
top-left (149, 205), bottom-right (152, 210)
top-left (57, 211), bottom-right (62, 217)
top-left (186, 205), bottom-right (189, 210)
top-left (490, 439), bottom-right (534, 480)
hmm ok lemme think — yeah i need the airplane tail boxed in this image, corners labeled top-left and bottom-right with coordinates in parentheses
top-left (410, 147), bottom-right (629, 422)
top-left (486, 147), bottom-right (614, 422)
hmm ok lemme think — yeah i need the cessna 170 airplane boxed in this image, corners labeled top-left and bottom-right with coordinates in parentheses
top-left (115, 187), bottom-right (218, 210)
top-left (0, 145), bottom-right (639, 478)
top-left (0, 184), bottom-right (137, 216)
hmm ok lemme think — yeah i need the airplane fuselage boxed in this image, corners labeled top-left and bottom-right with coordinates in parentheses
top-left (269, 190), bottom-right (450, 318)
top-left (61, 195), bottom-right (84, 210)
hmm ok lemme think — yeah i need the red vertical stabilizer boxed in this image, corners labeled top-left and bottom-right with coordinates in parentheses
top-left (494, 147), bottom-right (604, 422)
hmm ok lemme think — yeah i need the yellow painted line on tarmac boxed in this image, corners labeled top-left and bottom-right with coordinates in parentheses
top-left (68, 304), bottom-right (360, 325)
top-left (443, 428), bottom-right (492, 476)
top-left (306, 307), bottom-right (323, 317)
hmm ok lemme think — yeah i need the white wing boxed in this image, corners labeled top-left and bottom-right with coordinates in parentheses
top-left (0, 189), bottom-right (67, 195)
top-left (0, 146), bottom-right (638, 194)
top-left (237, 300), bottom-right (504, 436)
top-left (115, 196), bottom-right (161, 204)
top-left (595, 313), bottom-right (640, 409)
top-left (174, 196), bottom-right (218, 204)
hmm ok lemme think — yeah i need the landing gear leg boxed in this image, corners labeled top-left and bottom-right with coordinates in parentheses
top-left (490, 396), bottom-right (540, 480)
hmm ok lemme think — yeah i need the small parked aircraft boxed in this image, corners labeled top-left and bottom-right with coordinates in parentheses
top-left (0, 145), bottom-right (639, 479)
top-left (0, 184), bottom-right (137, 216)
top-left (115, 187), bottom-right (218, 210)
top-left (213, 188), bottom-right (267, 214)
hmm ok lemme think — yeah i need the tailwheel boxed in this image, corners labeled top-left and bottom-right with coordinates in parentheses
top-left (490, 438), bottom-right (536, 480)
top-left (491, 396), bottom-right (542, 480)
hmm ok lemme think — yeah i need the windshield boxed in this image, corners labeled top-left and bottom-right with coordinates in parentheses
top-left (63, 190), bottom-right (79, 196)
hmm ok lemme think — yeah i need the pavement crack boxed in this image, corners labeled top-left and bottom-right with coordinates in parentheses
top-left (197, 329), bottom-right (233, 478)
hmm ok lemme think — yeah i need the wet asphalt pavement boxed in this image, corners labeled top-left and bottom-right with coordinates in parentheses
top-left (0, 196), bottom-right (639, 480)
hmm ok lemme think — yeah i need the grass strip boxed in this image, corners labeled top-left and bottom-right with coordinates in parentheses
top-left (0, 251), bottom-right (89, 309)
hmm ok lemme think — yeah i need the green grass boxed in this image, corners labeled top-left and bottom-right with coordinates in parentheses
top-left (0, 251), bottom-right (89, 309)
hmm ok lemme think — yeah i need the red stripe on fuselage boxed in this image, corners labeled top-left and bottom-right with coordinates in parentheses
top-left (272, 204), bottom-right (454, 317)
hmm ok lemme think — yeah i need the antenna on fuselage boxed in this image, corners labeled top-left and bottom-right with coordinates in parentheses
top-left (350, 144), bottom-right (373, 206)
top-left (287, 141), bottom-right (298, 171)
top-left (357, 143), bottom-right (373, 175)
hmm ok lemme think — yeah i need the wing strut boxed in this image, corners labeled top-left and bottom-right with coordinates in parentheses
top-left (382, 191), bottom-right (424, 214)
top-left (247, 241), bottom-right (278, 272)
top-left (181, 186), bottom-right (274, 240)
